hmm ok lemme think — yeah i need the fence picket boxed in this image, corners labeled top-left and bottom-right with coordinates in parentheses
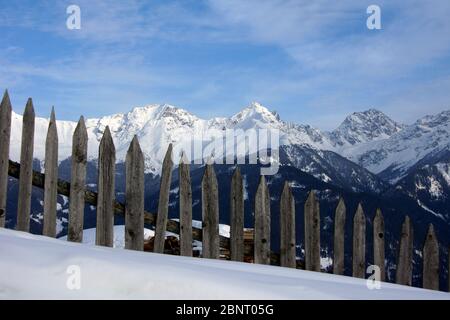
top-left (67, 116), bottom-right (88, 242)
top-left (422, 224), bottom-right (439, 290)
top-left (305, 190), bottom-right (320, 271)
top-left (16, 99), bottom-right (35, 232)
top-left (43, 108), bottom-right (58, 237)
top-left (179, 153), bottom-right (192, 257)
top-left (333, 198), bottom-right (346, 275)
top-left (230, 167), bottom-right (244, 262)
top-left (96, 126), bottom-right (115, 247)
top-left (280, 181), bottom-right (296, 268)
top-left (373, 208), bottom-right (385, 281)
top-left (0, 90), bottom-right (12, 228)
top-left (254, 175), bottom-right (270, 265)
top-left (352, 203), bottom-right (366, 278)
top-left (201, 164), bottom-right (219, 259)
top-left (154, 144), bottom-right (173, 253)
top-left (125, 136), bottom-right (144, 251)
top-left (396, 215), bottom-right (413, 286)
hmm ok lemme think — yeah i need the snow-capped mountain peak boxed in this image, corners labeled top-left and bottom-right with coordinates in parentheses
top-left (332, 108), bottom-right (404, 146)
top-left (230, 102), bottom-right (282, 128)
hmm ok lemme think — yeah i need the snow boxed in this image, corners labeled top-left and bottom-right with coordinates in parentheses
top-left (58, 225), bottom-right (156, 248)
top-left (436, 162), bottom-right (450, 186)
top-left (1, 228), bottom-right (448, 300)
top-left (416, 200), bottom-right (445, 220)
top-left (8, 100), bottom-right (450, 183)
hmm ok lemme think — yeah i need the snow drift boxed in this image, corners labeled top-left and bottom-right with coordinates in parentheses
top-left (0, 228), bottom-right (448, 300)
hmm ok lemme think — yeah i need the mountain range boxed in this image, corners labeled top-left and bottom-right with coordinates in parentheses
top-left (4, 101), bottom-right (450, 290)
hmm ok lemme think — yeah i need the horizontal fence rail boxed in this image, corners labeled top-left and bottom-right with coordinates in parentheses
top-left (0, 90), bottom-right (449, 293)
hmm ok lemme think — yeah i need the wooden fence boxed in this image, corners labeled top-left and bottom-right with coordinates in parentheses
top-left (0, 90), bottom-right (449, 293)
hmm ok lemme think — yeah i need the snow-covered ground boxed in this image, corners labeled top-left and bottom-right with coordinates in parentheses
top-left (1, 228), bottom-right (449, 300)
top-left (58, 221), bottom-right (230, 254)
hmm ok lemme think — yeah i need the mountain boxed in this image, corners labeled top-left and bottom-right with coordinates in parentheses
top-left (341, 110), bottom-right (450, 183)
top-left (330, 109), bottom-right (404, 147)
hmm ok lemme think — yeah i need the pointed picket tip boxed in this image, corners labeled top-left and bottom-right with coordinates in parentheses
top-left (306, 189), bottom-right (316, 203)
top-left (202, 163), bottom-right (217, 182)
top-left (375, 208), bottom-right (383, 220)
top-left (179, 151), bottom-right (190, 165)
top-left (336, 197), bottom-right (346, 211)
top-left (355, 202), bottom-right (365, 219)
top-left (257, 175), bottom-right (267, 190)
top-left (128, 135), bottom-right (143, 155)
top-left (100, 125), bottom-right (113, 143)
top-left (232, 166), bottom-right (242, 180)
top-left (163, 143), bottom-right (174, 165)
top-left (74, 115), bottom-right (86, 133)
top-left (403, 215), bottom-right (411, 225)
top-left (50, 106), bottom-right (56, 123)
top-left (426, 223), bottom-right (436, 239)
top-left (24, 98), bottom-right (35, 117)
top-left (282, 180), bottom-right (291, 196)
top-left (1, 89), bottom-right (12, 112)
top-left (46, 106), bottom-right (58, 141)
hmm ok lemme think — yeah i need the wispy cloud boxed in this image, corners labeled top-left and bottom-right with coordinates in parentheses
top-left (0, 0), bottom-right (449, 129)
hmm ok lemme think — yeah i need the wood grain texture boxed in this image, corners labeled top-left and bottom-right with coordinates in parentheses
top-left (201, 164), bottom-right (220, 259)
top-left (352, 203), bottom-right (366, 278)
top-left (396, 216), bottom-right (413, 286)
top-left (373, 208), bottom-right (385, 281)
top-left (254, 176), bottom-right (271, 265)
top-left (280, 181), bottom-right (296, 268)
top-left (68, 116), bottom-right (88, 242)
top-left (96, 126), bottom-right (115, 247)
top-left (333, 197), bottom-right (346, 275)
top-left (230, 167), bottom-right (244, 262)
top-left (125, 136), bottom-right (144, 251)
top-left (422, 224), bottom-right (439, 290)
top-left (179, 153), bottom-right (192, 257)
top-left (16, 99), bottom-right (35, 232)
top-left (0, 90), bottom-right (12, 227)
top-left (43, 107), bottom-right (58, 237)
top-left (154, 144), bottom-right (174, 253)
top-left (304, 190), bottom-right (320, 271)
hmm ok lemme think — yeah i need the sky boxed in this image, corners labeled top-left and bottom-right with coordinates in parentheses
top-left (0, 0), bottom-right (449, 130)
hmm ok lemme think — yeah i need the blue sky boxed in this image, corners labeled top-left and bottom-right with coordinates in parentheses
top-left (1, 0), bottom-right (450, 130)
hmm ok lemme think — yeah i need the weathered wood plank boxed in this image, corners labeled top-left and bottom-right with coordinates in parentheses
top-left (396, 215), bottom-right (413, 286)
top-left (280, 181), bottom-right (296, 268)
top-left (16, 98), bottom-right (35, 232)
top-left (96, 126), bottom-right (115, 247)
top-left (333, 197), bottom-right (346, 275)
top-left (43, 107), bottom-right (58, 237)
top-left (201, 164), bottom-right (220, 259)
top-left (304, 190), bottom-right (320, 271)
top-left (154, 144), bottom-right (174, 253)
top-left (125, 136), bottom-right (144, 251)
top-left (422, 224), bottom-right (439, 290)
top-left (67, 116), bottom-right (88, 242)
top-left (230, 166), bottom-right (244, 262)
top-left (373, 208), bottom-right (385, 281)
top-left (352, 203), bottom-right (366, 278)
top-left (254, 175), bottom-right (271, 265)
top-left (0, 90), bottom-right (12, 228)
top-left (179, 152), bottom-right (192, 257)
